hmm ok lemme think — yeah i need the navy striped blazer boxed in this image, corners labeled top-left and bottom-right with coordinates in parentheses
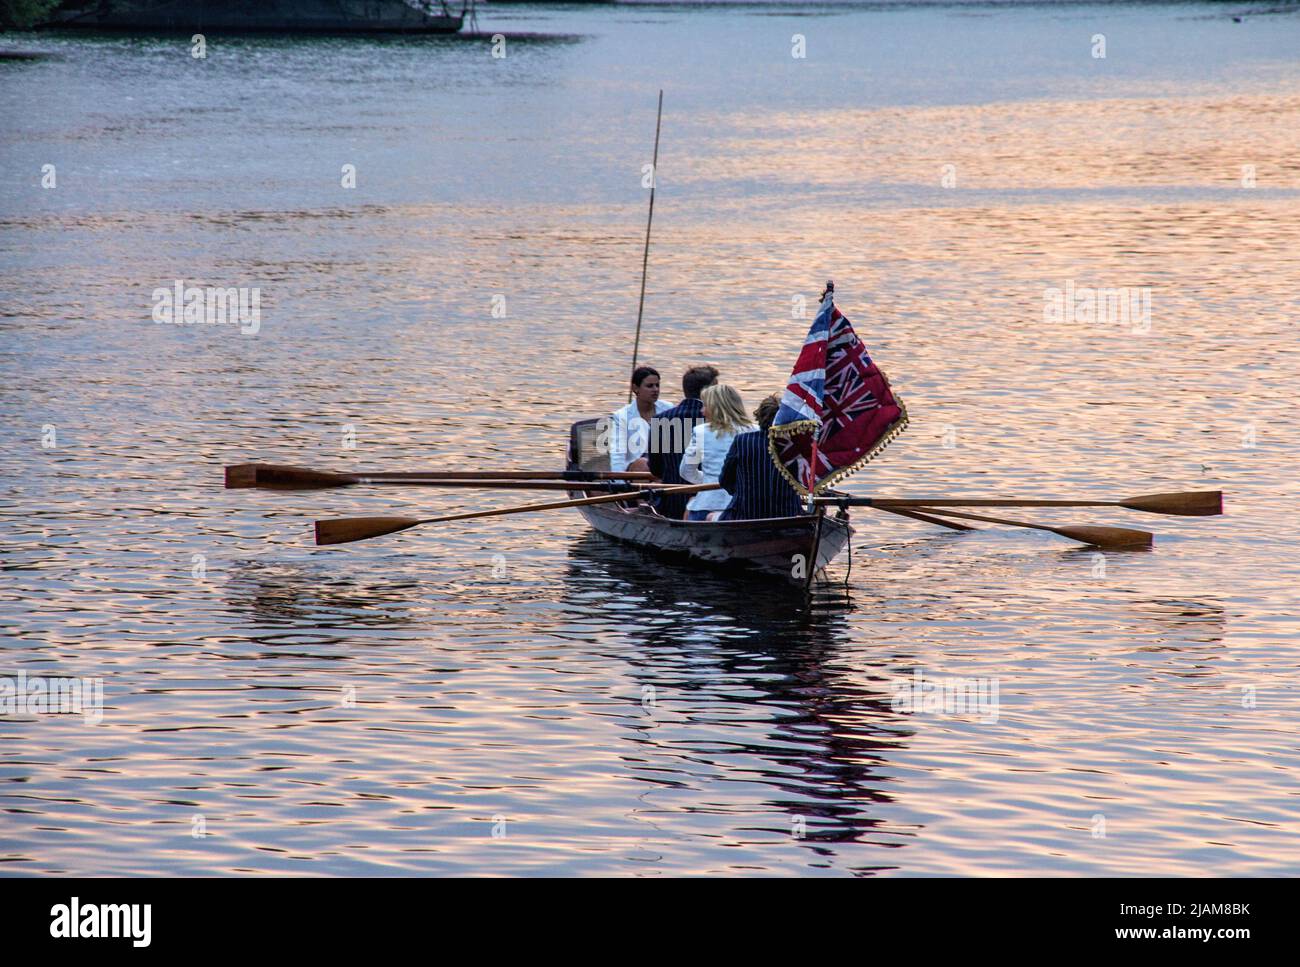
top-left (718, 428), bottom-right (807, 520)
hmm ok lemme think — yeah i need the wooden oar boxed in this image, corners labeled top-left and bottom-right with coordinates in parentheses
top-left (321, 479), bottom-right (651, 492)
top-left (314, 483), bottom-right (716, 546)
top-left (908, 506), bottom-right (1153, 548)
top-left (818, 491), bottom-right (1221, 517)
top-left (225, 463), bottom-right (652, 489)
top-left (328, 479), bottom-right (724, 493)
top-left (873, 505), bottom-right (978, 531)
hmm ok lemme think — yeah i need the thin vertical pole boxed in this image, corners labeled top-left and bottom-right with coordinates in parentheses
top-left (628, 89), bottom-right (663, 403)
top-left (805, 508), bottom-right (825, 595)
top-left (806, 281), bottom-right (833, 509)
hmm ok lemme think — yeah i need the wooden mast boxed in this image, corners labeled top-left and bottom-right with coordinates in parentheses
top-left (627, 89), bottom-right (664, 402)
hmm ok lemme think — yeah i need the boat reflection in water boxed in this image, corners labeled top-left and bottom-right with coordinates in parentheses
top-left (560, 534), bottom-right (918, 867)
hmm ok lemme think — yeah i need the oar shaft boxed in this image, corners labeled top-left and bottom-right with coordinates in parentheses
top-left (284, 478), bottom-right (723, 493)
top-left (226, 463), bottom-right (653, 489)
top-left (909, 507), bottom-right (1051, 529)
top-left (354, 470), bottom-right (654, 481)
top-left (367, 479), bottom-right (641, 492)
top-left (874, 498), bottom-right (1112, 509)
top-left (873, 505), bottom-right (977, 531)
top-left (820, 497), bottom-right (1114, 509)
top-left (817, 491), bottom-right (1221, 517)
top-left (913, 506), bottom-right (1153, 548)
top-left (313, 483), bottom-right (717, 545)
top-left (414, 483), bottom-right (714, 525)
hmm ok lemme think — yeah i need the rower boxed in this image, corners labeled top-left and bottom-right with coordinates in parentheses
top-left (607, 366), bottom-right (673, 474)
top-left (717, 394), bottom-right (806, 520)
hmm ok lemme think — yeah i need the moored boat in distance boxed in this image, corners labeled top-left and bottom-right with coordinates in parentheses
top-left (566, 418), bottom-right (851, 584)
top-left (51, 0), bottom-right (468, 35)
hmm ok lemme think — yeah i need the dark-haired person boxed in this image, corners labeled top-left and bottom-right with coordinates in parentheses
top-left (646, 364), bottom-right (719, 519)
top-left (717, 394), bottom-right (806, 521)
top-left (608, 366), bottom-right (673, 473)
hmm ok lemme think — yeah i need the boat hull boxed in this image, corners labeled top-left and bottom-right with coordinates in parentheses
top-left (573, 499), bottom-right (851, 581)
top-left (566, 417), bottom-right (851, 583)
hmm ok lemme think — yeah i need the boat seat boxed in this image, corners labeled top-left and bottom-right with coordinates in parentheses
top-left (568, 418), bottom-right (611, 473)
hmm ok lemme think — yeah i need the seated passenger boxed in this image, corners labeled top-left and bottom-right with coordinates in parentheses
top-left (648, 364), bottom-right (719, 519)
top-left (678, 384), bottom-right (755, 521)
top-left (717, 394), bottom-right (807, 521)
top-left (607, 366), bottom-right (673, 473)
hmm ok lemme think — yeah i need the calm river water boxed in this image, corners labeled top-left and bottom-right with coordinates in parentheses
top-left (2, 1), bottom-right (1298, 875)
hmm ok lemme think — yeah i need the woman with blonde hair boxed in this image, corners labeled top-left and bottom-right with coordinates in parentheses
top-left (678, 383), bottom-right (756, 521)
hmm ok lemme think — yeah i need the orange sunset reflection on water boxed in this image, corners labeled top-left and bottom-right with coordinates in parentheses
top-left (1, 5), bottom-right (1298, 875)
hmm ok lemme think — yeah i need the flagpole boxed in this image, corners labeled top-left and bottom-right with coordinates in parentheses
top-left (806, 280), bottom-right (833, 510)
top-left (627, 89), bottom-right (663, 403)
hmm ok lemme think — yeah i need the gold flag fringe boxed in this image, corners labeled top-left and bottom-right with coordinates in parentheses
top-left (767, 395), bottom-right (910, 498)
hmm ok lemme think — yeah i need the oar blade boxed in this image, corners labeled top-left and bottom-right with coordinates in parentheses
top-left (224, 464), bottom-right (263, 488)
top-left (226, 463), bottom-right (352, 490)
top-left (315, 516), bottom-right (422, 546)
top-left (1052, 524), bottom-right (1153, 549)
top-left (1119, 491), bottom-right (1222, 517)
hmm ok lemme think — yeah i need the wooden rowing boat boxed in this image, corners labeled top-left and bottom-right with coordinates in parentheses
top-left (565, 418), bottom-right (852, 583)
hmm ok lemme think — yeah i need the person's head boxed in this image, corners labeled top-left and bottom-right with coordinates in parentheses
top-left (631, 366), bottom-right (661, 407)
top-left (701, 384), bottom-right (749, 434)
top-left (681, 364), bottom-right (719, 400)
top-left (754, 394), bottom-right (782, 432)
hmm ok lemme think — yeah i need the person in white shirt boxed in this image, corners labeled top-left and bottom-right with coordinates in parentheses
top-left (678, 383), bottom-right (756, 520)
top-left (607, 366), bottom-right (673, 473)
